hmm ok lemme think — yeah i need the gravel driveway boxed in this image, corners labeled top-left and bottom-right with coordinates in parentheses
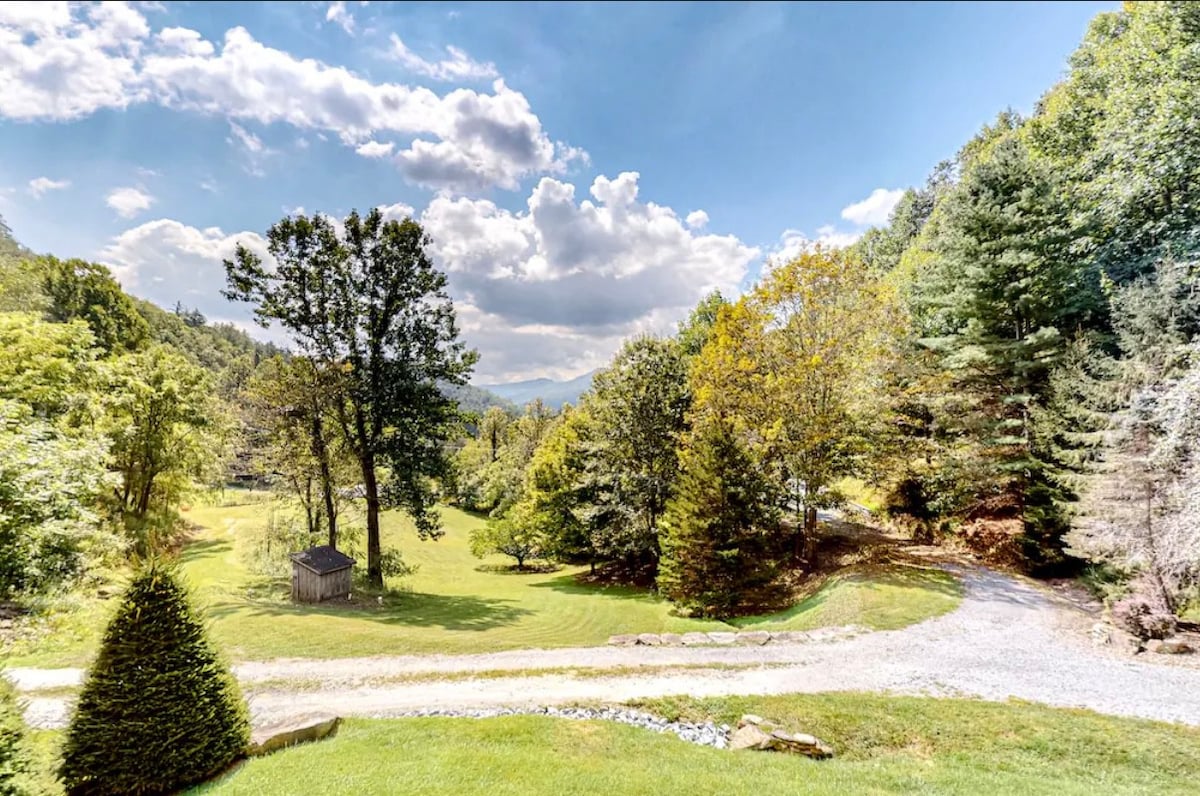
top-left (15, 565), bottom-right (1200, 729)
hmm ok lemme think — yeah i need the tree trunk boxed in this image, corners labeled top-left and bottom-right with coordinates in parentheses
top-left (310, 410), bottom-right (338, 549)
top-left (361, 455), bottom-right (383, 588)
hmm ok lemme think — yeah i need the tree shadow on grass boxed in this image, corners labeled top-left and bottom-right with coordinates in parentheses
top-left (527, 572), bottom-right (660, 603)
top-left (204, 587), bottom-right (533, 632)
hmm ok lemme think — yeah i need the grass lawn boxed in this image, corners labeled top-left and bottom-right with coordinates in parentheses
top-left (7, 496), bottom-right (960, 667)
top-left (187, 694), bottom-right (1200, 795)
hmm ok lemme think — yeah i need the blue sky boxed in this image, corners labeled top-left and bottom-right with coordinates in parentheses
top-left (0, 1), bottom-right (1113, 381)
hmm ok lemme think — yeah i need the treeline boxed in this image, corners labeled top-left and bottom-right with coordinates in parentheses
top-left (453, 2), bottom-right (1200, 621)
top-left (0, 223), bottom-right (281, 600)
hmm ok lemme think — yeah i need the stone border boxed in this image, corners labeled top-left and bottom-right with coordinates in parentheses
top-left (385, 706), bottom-right (730, 748)
top-left (607, 626), bottom-right (865, 647)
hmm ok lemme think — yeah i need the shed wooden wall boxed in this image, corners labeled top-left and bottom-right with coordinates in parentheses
top-left (292, 564), bottom-right (352, 602)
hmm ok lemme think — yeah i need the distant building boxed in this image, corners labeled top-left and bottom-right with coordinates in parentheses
top-left (289, 545), bottom-right (355, 603)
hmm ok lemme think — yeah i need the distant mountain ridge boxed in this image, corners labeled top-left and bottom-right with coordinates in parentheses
top-left (478, 370), bottom-right (597, 409)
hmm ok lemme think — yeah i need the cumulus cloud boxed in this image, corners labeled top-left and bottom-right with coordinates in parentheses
top-left (422, 171), bottom-right (758, 377)
top-left (28, 177), bottom-right (71, 198)
top-left (100, 218), bottom-right (269, 322)
top-left (685, 210), bottom-right (708, 230)
top-left (105, 186), bottom-right (155, 218)
top-left (0, 4), bottom-right (581, 193)
top-left (841, 187), bottom-right (904, 227)
top-left (355, 139), bottom-right (394, 158)
top-left (377, 201), bottom-right (414, 222)
top-left (389, 34), bottom-right (498, 82)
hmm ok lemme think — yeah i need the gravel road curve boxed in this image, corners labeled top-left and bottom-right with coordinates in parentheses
top-left (15, 565), bottom-right (1200, 729)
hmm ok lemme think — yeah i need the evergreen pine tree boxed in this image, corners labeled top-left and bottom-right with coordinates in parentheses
top-left (915, 132), bottom-right (1100, 569)
top-left (0, 671), bottom-right (32, 796)
top-left (59, 565), bottom-right (249, 796)
top-left (657, 418), bottom-right (781, 617)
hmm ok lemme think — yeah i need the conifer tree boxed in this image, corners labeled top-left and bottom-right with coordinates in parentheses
top-left (59, 566), bottom-right (249, 796)
top-left (0, 671), bottom-right (32, 796)
top-left (658, 418), bottom-right (781, 617)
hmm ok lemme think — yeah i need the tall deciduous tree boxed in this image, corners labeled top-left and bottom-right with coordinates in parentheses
top-left (42, 258), bottom-right (149, 354)
top-left (695, 248), bottom-right (899, 559)
top-left (102, 345), bottom-right (226, 554)
top-left (583, 336), bottom-right (690, 571)
top-left (225, 211), bottom-right (476, 587)
top-left (244, 356), bottom-right (352, 547)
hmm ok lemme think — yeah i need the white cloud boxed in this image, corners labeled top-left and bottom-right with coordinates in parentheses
top-left (841, 187), bottom-right (904, 227)
top-left (100, 218), bottom-right (269, 323)
top-left (105, 186), bottom-right (155, 218)
top-left (155, 26), bottom-right (214, 57)
top-left (685, 210), bottom-right (708, 230)
top-left (0, 6), bottom-right (582, 193)
top-left (325, 2), bottom-right (356, 35)
top-left (377, 202), bottom-right (414, 222)
top-left (422, 172), bottom-right (758, 379)
top-left (226, 121), bottom-right (276, 176)
top-left (199, 178), bottom-right (219, 193)
top-left (28, 177), bottom-right (71, 198)
top-left (389, 34), bottom-right (498, 82)
top-left (0, 1), bottom-right (146, 121)
top-left (355, 139), bottom-right (394, 158)
top-left (772, 225), bottom-right (862, 263)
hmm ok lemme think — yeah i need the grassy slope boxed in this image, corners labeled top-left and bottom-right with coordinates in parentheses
top-left (192, 695), bottom-right (1200, 796)
top-left (9, 499), bottom-right (959, 666)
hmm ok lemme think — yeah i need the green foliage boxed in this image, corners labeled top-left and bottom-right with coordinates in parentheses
top-left (101, 345), bottom-right (228, 553)
top-left (42, 258), bottom-right (148, 355)
top-left (675, 291), bottom-right (728, 357)
top-left (59, 565), bottom-right (249, 795)
top-left (134, 299), bottom-right (281, 382)
top-left (468, 514), bottom-right (546, 570)
top-left (911, 133), bottom-right (1098, 568)
top-left (0, 401), bottom-right (114, 597)
top-left (0, 313), bottom-right (98, 424)
top-left (658, 417), bottom-right (781, 617)
top-left (1028, 1), bottom-right (1200, 279)
top-left (0, 670), bottom-right (33, 796)
top-left (225, 210), bottom-right (476, 588)
top-left (582, 336), bottom-right (690, 570)
top-left (243, 356), bottom-right (354, 546)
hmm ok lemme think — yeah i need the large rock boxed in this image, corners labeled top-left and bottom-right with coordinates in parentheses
top-left (730, 714), bottom-right (833, 759)
top-left (250, 714), bottom-right (341, 757)
top-left (736, 631), bottom-right (771, 646)
top-left (706, 632), bottom-right (737, 645)
top-left (680, 632), bottom-right (711, 646)
top-left (636, 633), bottom-right (663, 646)
top-left (1147, 637), bottom-right (1194, 655)
top-left (769, 631), bottom-right (810, 644)
top-left (608, 634), bottom-right (638, 646)
top-left (659, 633), bottom-right (684, 646)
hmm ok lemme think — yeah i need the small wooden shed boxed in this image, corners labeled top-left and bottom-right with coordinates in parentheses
top-left (289, 545), bottom-right (355, 603)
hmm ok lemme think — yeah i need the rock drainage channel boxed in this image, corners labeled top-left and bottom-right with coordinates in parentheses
top-left (387, 706), bottom-right (732, 749)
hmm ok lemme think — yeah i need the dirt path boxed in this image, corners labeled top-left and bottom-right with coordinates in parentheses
top-left (16, 565), bottom-right (1200, 729)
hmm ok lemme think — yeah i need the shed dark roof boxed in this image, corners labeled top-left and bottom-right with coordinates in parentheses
top-left (289, 545), bottom-right (356, 575)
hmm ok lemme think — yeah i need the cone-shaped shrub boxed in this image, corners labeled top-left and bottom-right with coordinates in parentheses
top-left (1, 671), bottom-right (32, 796)
top-left (58, 565), bottom-right (249, 795)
